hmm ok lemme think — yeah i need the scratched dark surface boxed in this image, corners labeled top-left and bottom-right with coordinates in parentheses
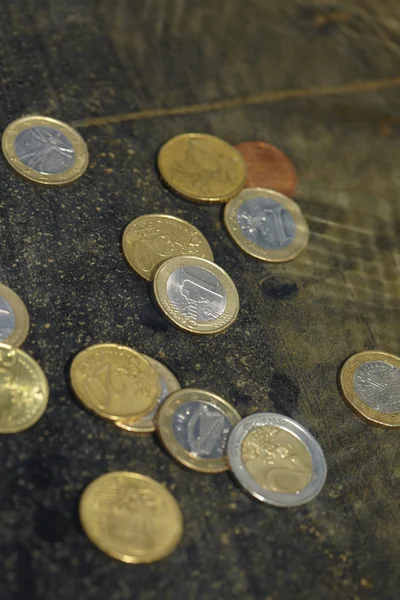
top-left (0, 1), bottom-right (400, 599)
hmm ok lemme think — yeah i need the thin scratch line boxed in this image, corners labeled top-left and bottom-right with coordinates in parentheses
top-left (72, 76), bottom-right (400, 129)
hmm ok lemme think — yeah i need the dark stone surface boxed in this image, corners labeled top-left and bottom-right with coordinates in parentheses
top-left (0, 1), bottom-right (400, 598)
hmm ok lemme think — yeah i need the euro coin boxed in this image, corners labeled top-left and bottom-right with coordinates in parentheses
top-left (122, 214), bottom-right (213, 281)
top-left (339, 350), bottom-right (400, 427)
top-left (235, 141), bottom-right (298, 197)
top-left (0, 284), bottom-right (30, 347)
top-left (153, 256), bottom-right (239, 334)
top-left (0, 343), bottom-right (49, 433)
top-left (156, 388), bottom-right (241, 473)
top-left (70, 344), bottom-right (160, 421)
top-left (224, 187), bottom-right (309, 262)
top-left (2, 115), bottom-right (88, 185)
top-left (228, 413), bottom-right (327, 506)
top-left (80, 472), bottom-right (183, 563)
top-left (158, 133), bottom-right (246, 203)
top-left (115, 355), bottom-right (181, 433)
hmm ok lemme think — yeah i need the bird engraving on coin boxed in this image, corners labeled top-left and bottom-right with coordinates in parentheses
top-left (173, 401), bottom-right (232, 459)
top-left (166, 266), bottom-right (227, 323)
top-left (237, 197), bottom-right (296, 249)
top-left (15, 126), bottom-right (75, 174)
top-left (354, 360), bottom-right (400, 413)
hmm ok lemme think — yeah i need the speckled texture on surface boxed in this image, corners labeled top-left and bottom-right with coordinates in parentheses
top-left (1, 1), bottom-right (400, 599)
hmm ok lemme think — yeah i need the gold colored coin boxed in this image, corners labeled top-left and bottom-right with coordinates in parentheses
top-left (157, 133), bottom-right (247, 203)
top-left (122, 214), bottom-right (214, 281)
top-left (242, 427), bottom-right (313, 493)
top-left (0, 284), bottom-right (30, 347)
top-left (153, 256), bottom-right (239, 335)
top-left (2, 116), bottom-right (88, 185)
top-left (339, 350), bottom-right (400, 427)
top-left (156, 388), bottom-right (241, 473)
top-left (80, 471), bottom-right (183, 563)
top-left (115, 355), bottom-right (181, 433)
top-left (70, 344), bottom-right (161, 421)
top-left (0, 343), bottom-right (49, 433)
top-left (224, 187), bottom-right (309, 262)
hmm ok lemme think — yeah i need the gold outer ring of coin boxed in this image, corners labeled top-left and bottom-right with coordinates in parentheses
top-left (0, 284), bottom-right (30, 347)
top-left (153, 255), bottom-right (239, 334)
top-left (70, 343), bottom-right (161, 421)
top-left (339, 350), bottom-right (400, 427)
top-left (157, 133), bottom-right (247, 203)
top-left (156, 388), bottom-right (241, 473)
top-left (114, 355), bottom-right (181, 433)
top-left (2, 115), bottom-right (89, 185)
top-left (79, 471), bottom-right (183, 563)
top-left (122, 213), bottom-right (214, 281)
top-left (224, 187), bottom-right (309, 262)
top-left (0, 343), bottom-right (49, 433)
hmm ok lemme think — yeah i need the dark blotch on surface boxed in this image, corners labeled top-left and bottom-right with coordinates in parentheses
top-left (139, 304), bottom-right (170, 331)
top-left (34, 507), bottom-right (70, 543)
top-left (260, 281), bottom-right (299, 300)
top-left (269, 372), bottom-right (300, 416)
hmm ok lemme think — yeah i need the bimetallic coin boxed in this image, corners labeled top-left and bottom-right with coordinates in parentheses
top-left (70, 344), bottom-right (161, 421)
top-left (115, 355), bottom-right (181, 433)
top-left (80, 472), bottom-right (183, 563)
top-left (158, 133), bottom-right (247, 203)
top-left (228, 413), bottom-right (327, 506)
top-left (339, 350), bottom-right (400, 427)
top-left (122, 214), bottom-right (213, 281)
top-left (0, 284), bottom-right (30, 347)
top-left (2, 116), bottom-right (88, 185)
top-left (224, 188), bottom-right (309, 262)
top-left (0, 344), bottom-right (49, 433)
top-left (153, 256), bottom-right (239, 334)
top-left (156, 389), bottom-right (241, 473)
top-left (235, 141), bottom-right (298, 197)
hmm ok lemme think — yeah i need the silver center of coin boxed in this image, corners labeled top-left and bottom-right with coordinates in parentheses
top-left (166, 266), bottom-right (227, 322)
top-left (0, 296), bottom-right (16, 341)
top-left (354, 360), bottom-right (400, 413)
top-left (172, 400), bottom-right (233, 458)
top-left (237, 197), bottom-right (296, 249)
top-left (15, 126), bottom-right (75, 174)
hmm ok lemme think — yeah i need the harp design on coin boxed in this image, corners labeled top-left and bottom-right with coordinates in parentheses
top-left (185, 404), bottom-right (227, 457)
top-left (354, 361), bottom-right (400, 413)
top-left (0, 296), bottom-right (16, 341)
top-left (168, 267), bottom-right (227, 322)
top-left (237, 198), bottom-right (296, 249)
top-left (242, 427), bottom-right (313, 494)
top-left (15, 126), bottom-right (75, 174)
top-left (172, 139), bottom-right (235, 194)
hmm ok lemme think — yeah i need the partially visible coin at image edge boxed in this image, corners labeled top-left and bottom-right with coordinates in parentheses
top-left (0, 343), bottom-right (49, 433)
top-left (2, 115), bottom-right (89, 185)
top-left (339, 350), bottom-right (400, 427)
top-left (0, 284), bottom-right (30, 347)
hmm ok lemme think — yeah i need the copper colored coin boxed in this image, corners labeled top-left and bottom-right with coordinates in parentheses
top-left (235, 142), bottom-right (298, 197)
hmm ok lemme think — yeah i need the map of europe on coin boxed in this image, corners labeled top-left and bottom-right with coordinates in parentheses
top-left (0, 296), bottom-right (16, 341)
top-left (237, 197), bottom-right (296, 249)
top-left (15, 126), bottom-right (75, 174)
top-left (166, 266), bottom-right (227, 322)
